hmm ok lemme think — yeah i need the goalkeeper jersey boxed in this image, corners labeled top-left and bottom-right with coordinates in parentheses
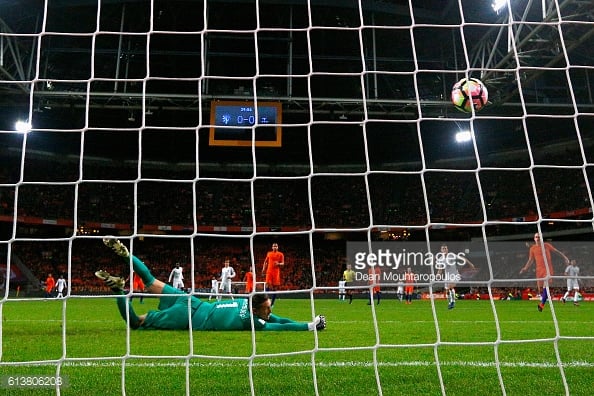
top-left (140, 289), bottom-right (308, 331)
top-left (192, 299), bottom-right (308, 331)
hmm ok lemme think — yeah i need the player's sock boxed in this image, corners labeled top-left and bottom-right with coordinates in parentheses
top-left (270, 293), bottom-right (277, 307)
top-left (349, 293), bottom-right (353, 304)
top-left (130, 255), bottom-right (156, 287)
top-left (376, 293), bottom-right (381, 305)
top-left (114, 291), bottom-right (142, 329)
top-left (541, 287), bottom-right (548, 304)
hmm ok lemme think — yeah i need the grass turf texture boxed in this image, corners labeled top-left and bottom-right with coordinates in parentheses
top-left (1, 297), bottom-right (593, 395)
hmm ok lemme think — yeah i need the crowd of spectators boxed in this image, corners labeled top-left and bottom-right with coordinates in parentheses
top-left (1, 156), bottom-right (591, 231)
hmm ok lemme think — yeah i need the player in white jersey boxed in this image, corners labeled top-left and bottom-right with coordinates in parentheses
top-left (338, 279), bottom-right (346, 300)
top-left (209, 276), bottom-right (219, 301)
top-left (436, 244), bottom-right (475, 310)
top-left (396, 281), bottom-right (404, 302)
top-left (55, 274), bottom-right (67, 298)
top-left (168, 264), bottom-right (184, 290)
top-left (562, 259), bottom-right (581, 306)
top-left (219, 259), bottom-right (236, 299)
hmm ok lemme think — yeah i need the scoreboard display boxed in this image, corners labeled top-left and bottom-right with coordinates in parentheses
top-left (209, 101), bottom-right (282, 147)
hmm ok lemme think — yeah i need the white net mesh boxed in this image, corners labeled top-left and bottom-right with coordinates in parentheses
top-left (1, 0), bottom-right (593, 395)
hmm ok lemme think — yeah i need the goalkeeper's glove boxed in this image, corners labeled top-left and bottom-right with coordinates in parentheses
top-left (308, 315), bottom-right (326, 331)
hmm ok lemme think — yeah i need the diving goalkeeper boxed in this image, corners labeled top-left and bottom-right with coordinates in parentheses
top-left (96, 238), bottom-right (326, 332)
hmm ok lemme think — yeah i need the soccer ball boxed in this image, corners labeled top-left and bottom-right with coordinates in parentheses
top-left (451, 77), bottom-right (488, 113)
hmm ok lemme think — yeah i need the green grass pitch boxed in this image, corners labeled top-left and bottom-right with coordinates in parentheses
top-left (1, 296), bottom-right (593, 395)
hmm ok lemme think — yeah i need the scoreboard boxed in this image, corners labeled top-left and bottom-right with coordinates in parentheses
top-left (209, 100), bottom-right (282, 147)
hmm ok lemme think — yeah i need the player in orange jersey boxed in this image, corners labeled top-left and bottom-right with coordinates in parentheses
top-left (367, 266), bottom-right (381, 305)
top-left (404, 267), bottom-right (415, 304)
top-left (262, 243), bottom-right (284, 307)
top-left (133, 272), bottom-right (145, 303)
top-left (44, 273), bottom-right (55, 298)
top-left (244, 268), bottom-right (254, 293)
top-left (520, 233), bottom-right (570, 312)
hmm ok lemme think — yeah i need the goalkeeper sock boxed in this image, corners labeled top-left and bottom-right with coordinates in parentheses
top-left (131, 255), bottom-right (156, 287)
top-left (114, 290), bottom-right (141, 329)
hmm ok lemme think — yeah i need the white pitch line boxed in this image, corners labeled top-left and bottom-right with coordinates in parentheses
top-left (46, 360), bottom-right (594, 369)
top-left (332, 320), bottom-right (594, 324)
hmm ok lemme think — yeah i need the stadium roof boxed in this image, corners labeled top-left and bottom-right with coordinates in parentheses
top-left (0, 0), bottom-right (592, 169)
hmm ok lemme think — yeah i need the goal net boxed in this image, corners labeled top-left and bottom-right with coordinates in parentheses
top-left (1, 0), bottom-right (593, 394)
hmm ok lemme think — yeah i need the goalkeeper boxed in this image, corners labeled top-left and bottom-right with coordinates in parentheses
top-left (96, 238), bottom-right (326, 332)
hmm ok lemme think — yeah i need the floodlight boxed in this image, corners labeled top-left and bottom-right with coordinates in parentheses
top-left (15, 120), bottom-right (32, 133)
top-left (455, 130), bottom-right (472, 143)
top-left (492, 0), bottom-right (509, 12)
